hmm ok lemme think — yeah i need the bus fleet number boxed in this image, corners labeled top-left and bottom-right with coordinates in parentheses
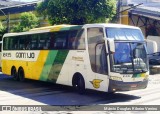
top-left (3, 53), bottom-right (11, 57)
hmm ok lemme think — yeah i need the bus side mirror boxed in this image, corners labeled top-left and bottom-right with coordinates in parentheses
top-left (107, 39), bottom-right (115, 53)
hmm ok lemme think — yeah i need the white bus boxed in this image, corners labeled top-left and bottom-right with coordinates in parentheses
top-left (2, 24), bottom-right (149, 93)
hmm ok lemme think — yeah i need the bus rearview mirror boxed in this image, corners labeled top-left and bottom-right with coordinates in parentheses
top-left (108, 39), bottom-right (115, 53)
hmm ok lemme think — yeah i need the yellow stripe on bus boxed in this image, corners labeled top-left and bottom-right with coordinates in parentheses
top-left (28, 50), bottom-right (49, 80)
top-left (2, 50), bottom-right (49, 80)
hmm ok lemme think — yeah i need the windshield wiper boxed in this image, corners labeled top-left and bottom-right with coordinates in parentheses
top-left (134, 69), bottom-right (147, 73)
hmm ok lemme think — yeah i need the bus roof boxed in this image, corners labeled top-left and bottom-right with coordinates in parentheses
top-left (3, 23), bottom-right (140, 38)
top-left (84, 23), bottom-right (140, 30)
top-left (3, 24), bottom-right (82, 37)
top-left (30, 24), bottom-right (80, 31)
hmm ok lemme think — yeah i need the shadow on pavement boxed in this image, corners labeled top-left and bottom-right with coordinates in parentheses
top-left (0, 74), bottom-right (141, 105)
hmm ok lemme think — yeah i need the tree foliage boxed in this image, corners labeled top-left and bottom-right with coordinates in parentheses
top-left (37, 0), bottom-right (116, 25)
top-left (0, 21), bottom-right (6, 33)
top-left (12, 12), bottom-right (39, 32)
top-left (0, 21), bottom-right (6, 39)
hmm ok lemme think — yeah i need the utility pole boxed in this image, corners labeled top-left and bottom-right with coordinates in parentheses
top-left (0, 8), bottom-right (10, 33)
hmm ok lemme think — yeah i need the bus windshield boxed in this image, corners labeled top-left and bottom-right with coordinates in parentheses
top-left (106, 28), bottom-right (148, 74)
top-left (106, 28), bottom-right (144, 41)
top-left (111, 42), bottom-right (148, 74)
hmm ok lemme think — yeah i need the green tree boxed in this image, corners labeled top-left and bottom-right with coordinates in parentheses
top-left (37, 0), bottom-right (116, 25)
top-left (0, 21), bottom-right (6, 39)
top-left (0, 21), bottom-right (5, 32)
top-left (12, 12), bottom-right (39, 32)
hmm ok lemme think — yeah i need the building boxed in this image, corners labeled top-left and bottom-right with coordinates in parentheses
top-left (119, 0), bottom-right (160, 37)
top-left (119, 0), bottom-right (160, 68)
top-left (0, 0), bottom-right (24, 8)
top-left (0, 0), bottom-right (49, 33)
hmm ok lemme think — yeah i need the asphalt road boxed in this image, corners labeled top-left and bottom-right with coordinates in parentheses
top-left (0, 74), bottom-right (140, 105)
top-left (0, 73), bottom-right (160, 114)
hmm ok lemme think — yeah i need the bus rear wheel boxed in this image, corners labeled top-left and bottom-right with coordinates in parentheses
top-left (18, 68), bottom-right (25, 82)
top-left (11, 67), bottom-right (18, 81)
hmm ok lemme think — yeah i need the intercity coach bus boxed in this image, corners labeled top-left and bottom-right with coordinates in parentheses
top-left (1, 24), bottom-right (149, 93)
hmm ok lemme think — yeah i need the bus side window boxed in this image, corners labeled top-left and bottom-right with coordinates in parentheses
top-left (3, 38), bottom-right (7, 50)
top-left (31, 40), bottom-right (37, 50)
top-left (8, 36), bottom-right (18, 50)
top-left (41, 33), bottom-right (50, 50)
top-left (19, 44), bottom-right (24, 50)
top-left (54, 38), bottom-right (66, 49)
top-left (12, 36), bottom-right (19, 50)
top-left (74, 29), bottom-right (85, 49)
top-left (68, 30), bottom-right (77, 49)
top-left (49, 34), bottom-right (55, 49)
top-left (38, 39), bottom-right (45, 49)
top-left (14, 44), bottom-right (18, 50)
top-left (0, 42), bottom-right (1, 52)
top-left (54, 32), bottom-right (67, 49)
top-left (31, 34), bottom-right (38, 50)
top-left (8, 37), bottom-right (12, 50)
top-left (25, 35), bottom-right (32, 50)
top-left (45, 39), bottom-right (50, 49)
top-left (18, 36), bottom-right (28, 50)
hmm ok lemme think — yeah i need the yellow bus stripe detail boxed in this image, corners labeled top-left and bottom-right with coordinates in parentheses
top-left (28, 50), bottom-right (49, 80)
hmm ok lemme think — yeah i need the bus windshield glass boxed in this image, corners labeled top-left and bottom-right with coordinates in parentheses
top-left (106, 28), bottom-right (148, 74)
top-left (106, 28), bottom-right (144, 41)
top-left (112, 42), bottom-right (148, 73)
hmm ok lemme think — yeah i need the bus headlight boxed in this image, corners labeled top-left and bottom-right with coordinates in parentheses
top-left (144, 74), bottom-right (149, 80)
top-left (110, 76), bottom-right (122, 81)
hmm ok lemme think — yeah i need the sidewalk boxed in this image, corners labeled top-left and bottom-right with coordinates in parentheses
top-left (148, 74), bottom-right (160, 88)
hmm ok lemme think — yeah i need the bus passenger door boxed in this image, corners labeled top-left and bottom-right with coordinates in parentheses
top-left (87, 27), bottom-right (109, 92)
top-left (95, 42), bottom-right (109, 92)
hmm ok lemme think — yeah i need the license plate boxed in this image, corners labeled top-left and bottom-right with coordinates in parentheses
top-left (131, 84), bottom-right (137, 88)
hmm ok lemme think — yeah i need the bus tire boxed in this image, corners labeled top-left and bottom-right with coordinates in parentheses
top-left (72, 74), bottom-right (85, 94)
top-left (11, 67), bottom-right (18, 81)
top-left (18, 68), bottom-right (25, 82)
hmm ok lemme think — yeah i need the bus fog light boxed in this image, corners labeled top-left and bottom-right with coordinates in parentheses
top-left (110, 76), bottom-right (122, 81)
top-left (113, 88), bottom-right (116, 91)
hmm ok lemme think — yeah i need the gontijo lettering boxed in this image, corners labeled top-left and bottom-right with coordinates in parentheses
top-left (16, 52), bottom-right (35, 58)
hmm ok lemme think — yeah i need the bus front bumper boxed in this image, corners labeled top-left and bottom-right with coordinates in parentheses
top-left (108, 79), bottom-right (148, 92)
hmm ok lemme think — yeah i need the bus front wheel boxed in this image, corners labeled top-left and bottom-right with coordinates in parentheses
top-left (11, 67), bottom-right (18, 81)
top-left (18, 68), bottom-right (25, 82)
top-left (73, 74), bottom-right (85, 94)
